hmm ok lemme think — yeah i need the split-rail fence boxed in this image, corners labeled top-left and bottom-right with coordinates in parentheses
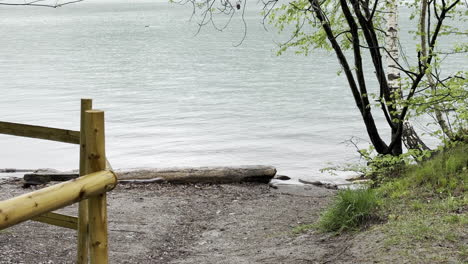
top-left (0, 98), bottom-right (117, 264)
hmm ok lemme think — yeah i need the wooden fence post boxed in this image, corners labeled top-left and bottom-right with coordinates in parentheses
top-left (85, 110), bottom-right (109, 264)
top-left (77, 98), bottom-right (92, 264)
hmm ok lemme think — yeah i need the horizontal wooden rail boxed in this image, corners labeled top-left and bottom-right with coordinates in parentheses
top-left (0, 170), bottom-right (117, 230)
top-left (32, 212), bottom-right (78, 230)
top-left (0, 121), bottom-right (80, 144)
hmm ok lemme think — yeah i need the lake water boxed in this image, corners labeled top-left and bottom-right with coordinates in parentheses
top-left (0, 1), bottom-right (465, 182)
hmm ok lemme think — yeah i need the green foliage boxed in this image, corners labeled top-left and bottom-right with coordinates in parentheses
top-left (357, 145), bottom-right (433, 184)
top-left (404, 0), bottom-right (468, 37)
top-left (268, 0), bottom-right (389, 56)
top-left (356, 139), bottom-right (468, 190)
top-left (269, 0), bottom-right (467, 57)
top-left (268, 0), bottom-right (467, 155)
top-left (268, 0), bottom-right (334, 55)
top-left (408, 71), bottom-right (468, 140)
top-left (317, 188), bottom-right (380, 233)
top-left (320, 142), bottom-right (433, 185)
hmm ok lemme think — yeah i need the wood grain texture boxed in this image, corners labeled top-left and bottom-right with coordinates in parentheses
top-left (78, 98), bottom-right (92, 264)
top-left (0, 170), bottom-right (117, 230)
top-left (32, 212), bottom-right (78, 230)
top-left (84, 110), bottom-right (109, 264)
top-left (116, 165), bottom-right (277, 184)
top-left (0, 121), bottom-right (79, 144)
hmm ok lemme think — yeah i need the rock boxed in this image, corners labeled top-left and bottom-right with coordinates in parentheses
top-left (274, 175), bottom-right (291, 180)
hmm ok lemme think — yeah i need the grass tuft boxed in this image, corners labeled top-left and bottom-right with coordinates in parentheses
top-left (317, 188), bottom-right (380, 233)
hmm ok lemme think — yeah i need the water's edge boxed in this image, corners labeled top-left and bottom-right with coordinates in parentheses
top-left (0, 166), bottom-right (361, 187)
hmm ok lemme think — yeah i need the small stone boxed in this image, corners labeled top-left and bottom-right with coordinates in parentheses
top-left (274, 175), bottom-right (291, 180)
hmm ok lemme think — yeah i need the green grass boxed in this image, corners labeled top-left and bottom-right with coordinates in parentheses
top-left (305, 143), bottom-right (468, 262)
top-left (398, 143), bottom-right (466, 195)
top-left (378, 144), bottom-right (467, 260)
top-left (378, 195), bottom-right (467, 262)
top-left (316, 188), bottom-right (380, 233)
top-left (377, 143), bottom-right (467, 199)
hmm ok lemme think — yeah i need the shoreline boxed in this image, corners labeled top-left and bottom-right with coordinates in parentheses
top-left (0, 179), bottom-right (348, 264)
top-left (0, 166), bottom-right (361, 188)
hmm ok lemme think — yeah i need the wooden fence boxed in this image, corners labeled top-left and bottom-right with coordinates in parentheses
top-left (0, 99), bottom-right (117, 264)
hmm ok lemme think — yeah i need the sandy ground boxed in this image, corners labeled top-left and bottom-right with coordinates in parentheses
top-left (0, 178), bottom-right (367, 264)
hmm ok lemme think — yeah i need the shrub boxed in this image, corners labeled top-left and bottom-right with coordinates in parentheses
top-left (358, 146), bottom-right (432, 185)
top-left (317, 188), bottom-right (380, 233)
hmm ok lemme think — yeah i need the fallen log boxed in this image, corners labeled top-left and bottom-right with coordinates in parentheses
top-left (116, 165), bottom-right (277, 184)
top-left (23, 173), bottom-right (79, 186)
top-left (298, 179), bottom-right (338, 190)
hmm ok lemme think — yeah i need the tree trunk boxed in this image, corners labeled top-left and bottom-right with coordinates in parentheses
top-left (386, 0), bottom-right (400, 95)
top-left (386, 0), bottom-right (428, 154)
top-left (419, 0), bottom-right (454, 141)
top-left (391, 127), bottom-right (403, 155)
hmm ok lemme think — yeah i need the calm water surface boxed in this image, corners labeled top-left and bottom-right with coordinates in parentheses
top-left (0, 1), bottom-right (465, 182)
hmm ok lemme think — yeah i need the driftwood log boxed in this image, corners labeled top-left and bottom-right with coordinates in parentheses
top-left (23, 173), bottom-right (79, 186)
top-left (116, 165), bottom-right (277, 184)
top-left (298, 179), bottom-right (338, 190)
top-left (0, 168), bottom-right (34, 173)
top-left (22, 165), bottom-right (277, 185)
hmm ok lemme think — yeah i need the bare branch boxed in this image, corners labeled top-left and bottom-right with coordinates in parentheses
top-left (0, 0), bottom-right (83, 8)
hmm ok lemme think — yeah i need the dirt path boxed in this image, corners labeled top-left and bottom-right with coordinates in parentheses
top-left (0, 179), bottom-right (359, 264)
